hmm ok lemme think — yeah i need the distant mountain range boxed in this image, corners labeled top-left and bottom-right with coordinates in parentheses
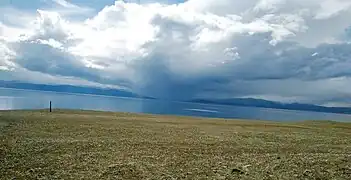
top-left (1, 80), bottom-right (351, 114)
top-left (190, 98), bottom-right (351, 114)
top-left (0, 81), bottom-right (154, 99)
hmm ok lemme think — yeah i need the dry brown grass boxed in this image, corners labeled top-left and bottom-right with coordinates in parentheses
top-left (0, 110), bottom-right (351, 179)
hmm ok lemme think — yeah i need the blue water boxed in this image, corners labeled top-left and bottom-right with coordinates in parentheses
top-left (0, 88), bottom-right (350, 122)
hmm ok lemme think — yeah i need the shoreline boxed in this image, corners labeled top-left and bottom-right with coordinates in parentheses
top-left (2, 108), bottom-right (349, 124)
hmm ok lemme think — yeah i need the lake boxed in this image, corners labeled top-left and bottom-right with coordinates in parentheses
top-left (0, 88), bottom-right (350, 122)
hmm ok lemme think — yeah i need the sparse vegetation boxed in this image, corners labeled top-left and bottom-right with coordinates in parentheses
top-left (1, 110), bottom-right (350, 179)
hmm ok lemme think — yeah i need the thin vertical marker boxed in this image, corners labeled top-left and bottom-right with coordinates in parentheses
top-left (50, 101), bottom-right (52, 112)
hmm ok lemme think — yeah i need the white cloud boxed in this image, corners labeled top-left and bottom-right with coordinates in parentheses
top-left (49, 0), bottom-right (94, 17)
top-left (1, 0), bottom-right (351, 105)
top-left (52, 0), bottom-right (80, 8)
top-left (315, 0), bottom-right (351, 19)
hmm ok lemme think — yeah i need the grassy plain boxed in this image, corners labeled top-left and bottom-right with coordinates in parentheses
top-left (0, 110), bottom-right (350, 179)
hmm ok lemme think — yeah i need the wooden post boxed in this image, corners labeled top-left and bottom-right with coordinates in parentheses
top-left (50, 101), bottom-right (52, 112)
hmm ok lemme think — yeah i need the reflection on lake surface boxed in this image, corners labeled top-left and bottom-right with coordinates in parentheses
top-left (1, 88), bottom-right (351, 122)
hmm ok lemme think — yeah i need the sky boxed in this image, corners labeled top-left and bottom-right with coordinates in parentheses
top-left (1, 0), bottom-right (351, 106)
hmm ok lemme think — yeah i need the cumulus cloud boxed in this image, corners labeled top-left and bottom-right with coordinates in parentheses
top-left (1, 0), bottom-right (351, 105)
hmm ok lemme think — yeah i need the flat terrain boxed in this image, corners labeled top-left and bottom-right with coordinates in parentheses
top-left (0, 110), bottom-right (350, 179)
